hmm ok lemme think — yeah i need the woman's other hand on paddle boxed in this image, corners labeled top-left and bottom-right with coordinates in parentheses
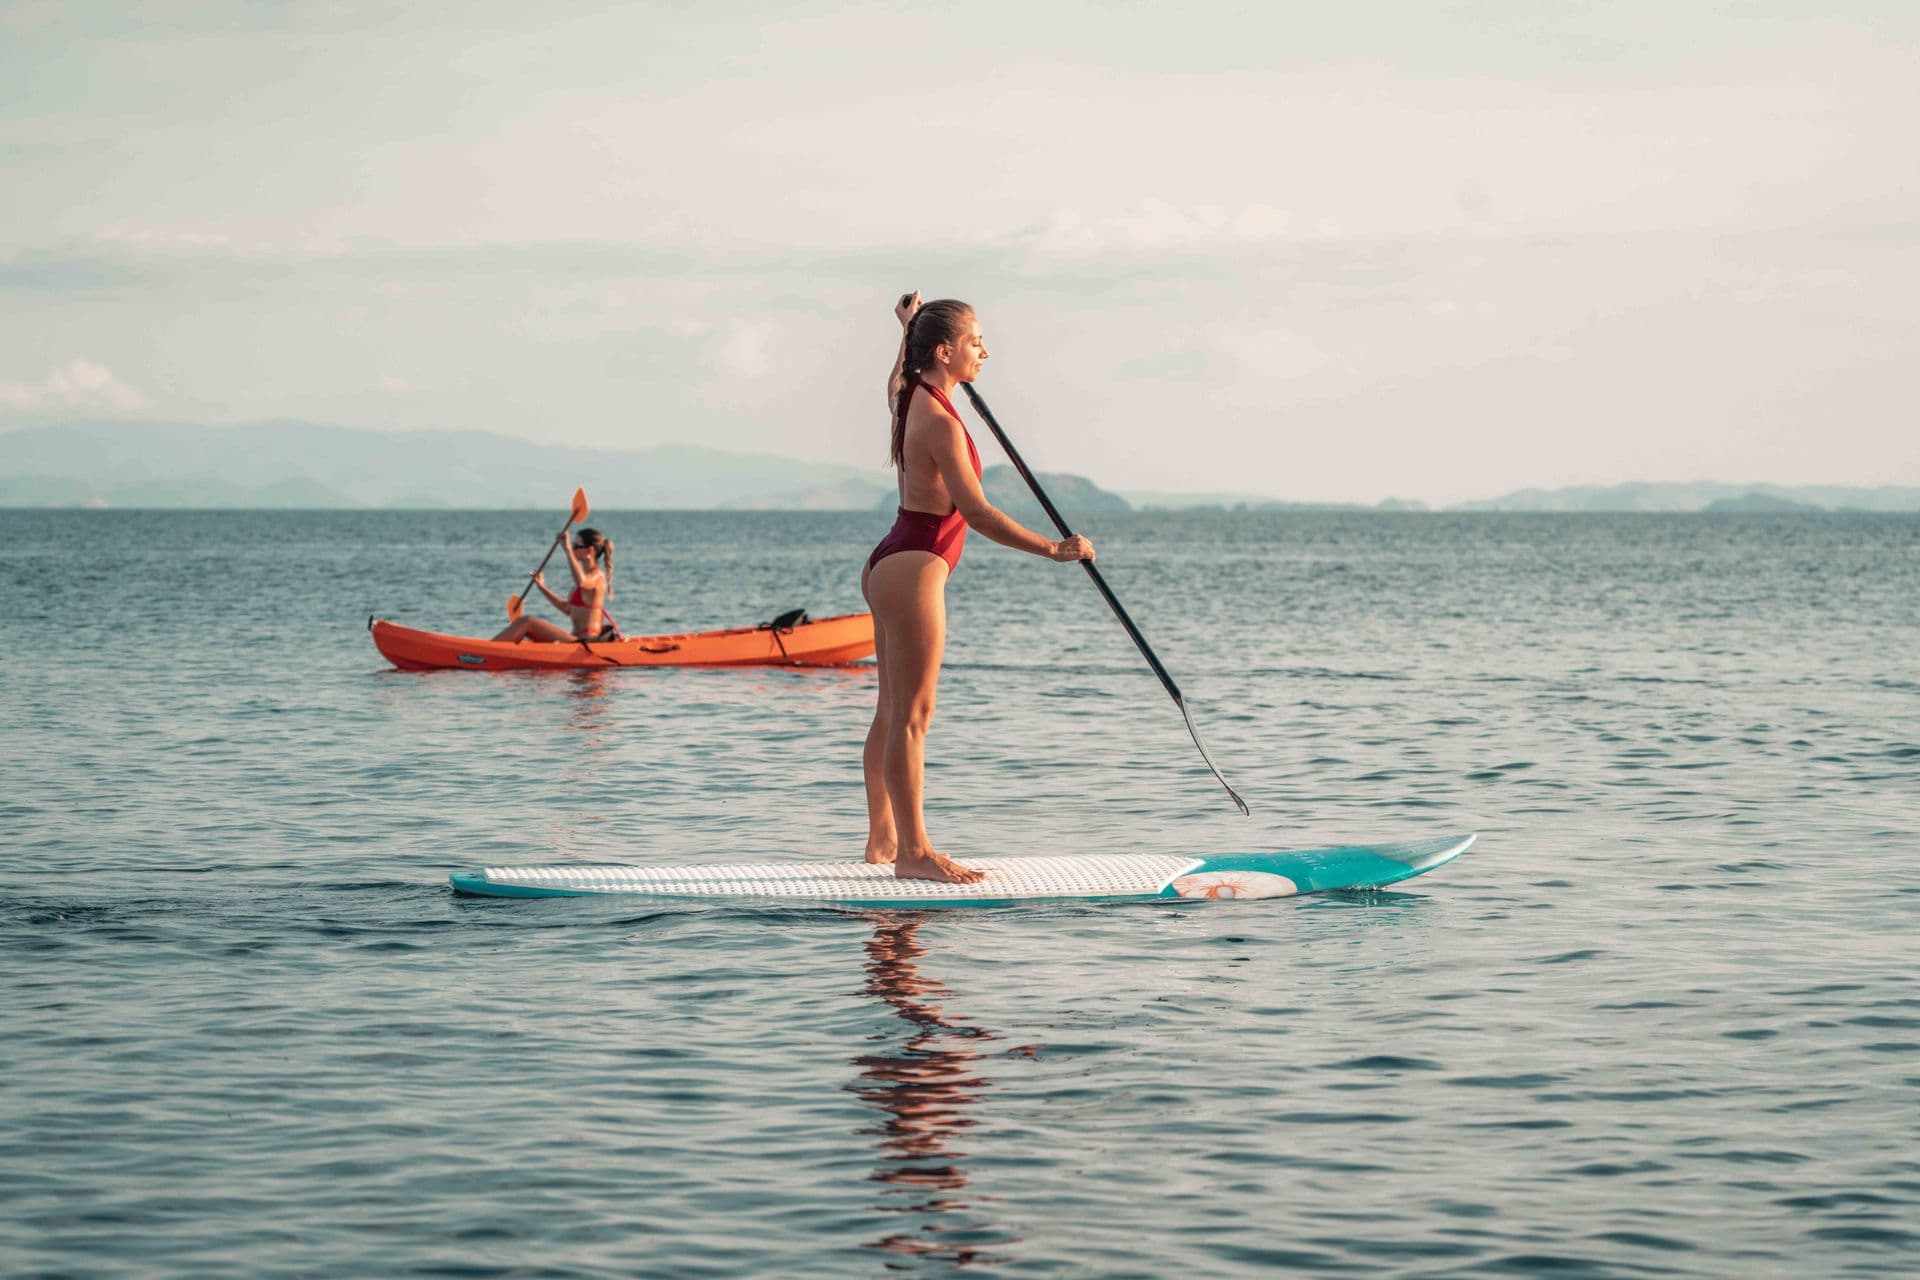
top-left (895, 290), bottom-right (921, 330)
top-left (530, 571), bottom-right (548, 589)
top-left (1050, 534), bottom-right (1095, 563)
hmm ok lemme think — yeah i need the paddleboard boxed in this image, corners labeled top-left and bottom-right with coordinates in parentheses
top-left (449, 833), bottom-right (1473, 908)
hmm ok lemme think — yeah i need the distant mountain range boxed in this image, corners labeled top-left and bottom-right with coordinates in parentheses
top-left (0, 419), bottom-right (885, 510)
top-left (2, 421), bottom-right (1914, 512)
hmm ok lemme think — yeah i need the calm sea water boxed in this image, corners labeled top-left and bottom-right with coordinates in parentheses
top-left (3, 509), bottom-right (1917, 1278)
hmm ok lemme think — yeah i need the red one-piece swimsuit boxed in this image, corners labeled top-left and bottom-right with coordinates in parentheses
top-left (866, 381), bottom-right (984, 575)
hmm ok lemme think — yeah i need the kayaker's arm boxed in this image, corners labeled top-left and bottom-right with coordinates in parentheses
top-left (928, 414), bottom-right (1093, 563)
top-left (529, 572), bottom-right (568, 612)
top-left (558, 540), bottom-right (590, 590)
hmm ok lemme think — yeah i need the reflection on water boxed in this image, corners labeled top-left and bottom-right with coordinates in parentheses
top-left (851, 914), bottom-right (1017, 1270)
top-left (562, 669), bottom-right (615, 740)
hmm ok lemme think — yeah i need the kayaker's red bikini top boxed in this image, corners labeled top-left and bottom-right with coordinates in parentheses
top-left (866, 381), bottom-right (983, 576)
top-left (566, 585), bottom-right (617, 637)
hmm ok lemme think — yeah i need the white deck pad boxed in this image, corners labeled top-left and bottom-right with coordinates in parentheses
top-left (478, 853), bottom-right (1205, 901)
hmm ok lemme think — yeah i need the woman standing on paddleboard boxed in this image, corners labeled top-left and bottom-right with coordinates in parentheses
top-left (862, 293), bottom-right (1095, 884)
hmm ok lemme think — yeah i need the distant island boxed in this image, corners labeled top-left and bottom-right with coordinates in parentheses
top-left (1451, 482), bottom-right (1920, 513)
top-left (1700, 492), bottom-right (1824, 514)
top-left (1, 420), bottom-right (1915, 512)
top-left (944, 466), bottom-right (1130, 524)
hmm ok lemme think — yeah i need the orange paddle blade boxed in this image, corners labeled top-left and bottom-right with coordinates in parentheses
top-left (570, 487), bottom-right (589, 524)
top-left (505, 594), bottom-right (524, 621)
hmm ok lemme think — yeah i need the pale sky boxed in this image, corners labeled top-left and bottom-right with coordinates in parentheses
top-left (2, 0), bottom-right (1916, 503)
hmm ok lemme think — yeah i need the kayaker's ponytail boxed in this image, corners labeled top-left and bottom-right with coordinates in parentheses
top-left (889, 298), bottom-right (973, 471)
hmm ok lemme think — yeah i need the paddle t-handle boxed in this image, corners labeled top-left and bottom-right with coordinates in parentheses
top-left (507, 488), bottom-right (590, 621)
top-left (958, 383), bottom-right (1249, 816)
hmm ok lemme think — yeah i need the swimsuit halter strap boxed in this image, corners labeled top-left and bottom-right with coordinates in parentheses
top-left (918, 380), bottom-right (960, 420)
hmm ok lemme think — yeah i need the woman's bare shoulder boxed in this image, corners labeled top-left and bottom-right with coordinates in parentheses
top-left (906, 401), bottom-right (965, 458)
top-left (905, 387), bottom-right (961, 438)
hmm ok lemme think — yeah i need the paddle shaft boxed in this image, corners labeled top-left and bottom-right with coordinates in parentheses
top-left (511, 531), bottom-right (568, 614)
top-left (959, 382), bottom-right (1249, 816)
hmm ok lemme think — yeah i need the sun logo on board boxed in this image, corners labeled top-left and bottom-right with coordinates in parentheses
top-left (1171, 871), bottom-right (1298, 900)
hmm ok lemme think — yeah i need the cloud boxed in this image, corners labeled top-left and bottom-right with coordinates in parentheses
top-left (708, 319), bottom-right (774, 380)
top-left (0, 358), bottom-right (148, 411)
top-left (97, 227), bottom-right (234, 250)
top-left (1022, 202), bottom-right (1296, 260)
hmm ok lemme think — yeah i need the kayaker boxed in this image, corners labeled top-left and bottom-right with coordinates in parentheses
top-left (861, 293), bottom-right (1094, 883)
top-left (493, 527), bottom-right (618, 643)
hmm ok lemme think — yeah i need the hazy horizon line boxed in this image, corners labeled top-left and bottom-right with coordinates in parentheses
top-left (3, 415), bottom-right (1914, 508)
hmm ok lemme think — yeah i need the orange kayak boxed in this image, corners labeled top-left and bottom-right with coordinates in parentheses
top-left (369, 613), bottom-right (875, 671)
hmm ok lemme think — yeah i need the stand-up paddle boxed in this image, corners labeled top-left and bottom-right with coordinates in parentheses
top-left (959, 382), bottom-right (1250, 817)
top-left (507, 487), bottom-right (590, 621)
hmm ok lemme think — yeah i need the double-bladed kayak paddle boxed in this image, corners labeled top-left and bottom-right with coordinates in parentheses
top-left (507, 487), bottom-right (590, 621)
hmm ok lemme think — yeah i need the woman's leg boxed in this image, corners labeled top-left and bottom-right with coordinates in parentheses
top-left (865, 550), bottom-right (983, 884)
top-left (861, 563), bottom-right (899, 864)
top-left (490, 616), bottom-right (578, 643)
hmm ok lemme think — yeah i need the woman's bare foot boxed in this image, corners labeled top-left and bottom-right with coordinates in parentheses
top-left (894, 848), bottom-right (985, 884)
top-left (864, 838), bottom-right (897, 865)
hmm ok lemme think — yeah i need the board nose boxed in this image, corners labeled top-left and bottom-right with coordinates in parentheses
top-left (1402, 833), bottom-right (1476, 872)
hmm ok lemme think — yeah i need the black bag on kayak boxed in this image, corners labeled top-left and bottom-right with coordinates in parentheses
top-left (758, 608), bottom-right (809, 662)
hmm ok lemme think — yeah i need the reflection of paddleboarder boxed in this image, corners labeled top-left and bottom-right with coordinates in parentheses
top-left (861, 293), bottom-right (1094, 884)
top-left (850, 914), bottom-right (1013, 1268)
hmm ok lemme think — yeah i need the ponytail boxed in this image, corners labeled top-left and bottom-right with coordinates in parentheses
top-left (889, 310), bottom-right (922, 471)
top-left (601, 538), bottom-right (614, 599)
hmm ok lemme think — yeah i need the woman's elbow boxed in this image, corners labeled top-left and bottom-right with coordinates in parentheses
top-left (956, 498), bottom-right (999, 530)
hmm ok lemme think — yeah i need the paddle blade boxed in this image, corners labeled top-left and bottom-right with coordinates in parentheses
top-left (506, 594), bottom-right (524, 621)
top-left (570, 487), bottom-right (589, 524)
top-left (1177, 696), bottom-right (1250, 816)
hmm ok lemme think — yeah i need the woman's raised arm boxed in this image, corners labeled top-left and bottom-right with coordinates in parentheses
top-left (559, 539), bottom-right (590, 588)
top-left (885, 291), bottom-right (921, 410)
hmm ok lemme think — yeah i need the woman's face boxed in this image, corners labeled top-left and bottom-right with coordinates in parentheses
top-left (938, 315), bottom-right (989, 382)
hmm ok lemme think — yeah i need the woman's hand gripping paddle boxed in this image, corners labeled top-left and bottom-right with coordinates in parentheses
top-left (506, 488), bottom-right (590, 621)
top-left (959, 384), bottom-right (1250, 816)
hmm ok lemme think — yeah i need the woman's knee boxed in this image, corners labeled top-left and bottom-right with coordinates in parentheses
top-left (892, 692), bottom-right (937, 737)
